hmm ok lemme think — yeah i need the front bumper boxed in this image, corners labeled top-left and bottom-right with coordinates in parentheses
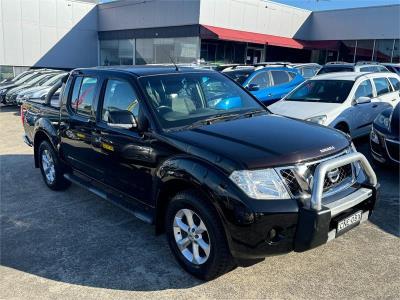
top-left (370, 128), bottom-right (399, 165)
top-left (228, 152), bottom-right (378, 259)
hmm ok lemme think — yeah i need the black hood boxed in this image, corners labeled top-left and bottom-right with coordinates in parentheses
top-left (165, 114), bottom-right (350, 172)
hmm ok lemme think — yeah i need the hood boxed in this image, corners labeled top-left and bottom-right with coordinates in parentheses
top-left (165, 114), bottom-right (350, 172)
top-left (0, 83), bottom-right (18, 91)
top-left (7, 84), bottom-right (33, 95)
top-left (269, 100), bottom-right (341, 120)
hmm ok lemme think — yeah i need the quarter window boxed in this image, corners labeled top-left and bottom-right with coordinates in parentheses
top-left (271, 71), bottom-right (290, 85)
top-left (373, 78), bottom-right (391, 96)
top-left (389, 77), bottom-right (400, 91)
top-left (70, 76), bottom-right (97, 116)
top-left (102, 79), bottom-right (139, 122)
top-left (354, 80), bottom-right (373, 99)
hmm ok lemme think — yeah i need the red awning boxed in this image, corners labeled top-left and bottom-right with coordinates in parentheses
top-left (200, 25), bottom-right (304, 49)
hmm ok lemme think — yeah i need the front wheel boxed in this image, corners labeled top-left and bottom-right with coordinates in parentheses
top-left (165, 190), bottom-right (234, 280)
top-left (38, 141), bottom-right (70, 190)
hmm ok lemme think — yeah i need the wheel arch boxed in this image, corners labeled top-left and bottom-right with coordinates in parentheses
top-left (33, 129), bottom-right (57, 168)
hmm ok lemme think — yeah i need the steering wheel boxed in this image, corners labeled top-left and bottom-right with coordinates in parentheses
top-left (157, 106), bottom-right (172, 115)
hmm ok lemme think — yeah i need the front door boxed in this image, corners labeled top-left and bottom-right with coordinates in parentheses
top-left (59, 75), bottom-right (103, 180)
top-left (92, 77), bottom-right (154, 204)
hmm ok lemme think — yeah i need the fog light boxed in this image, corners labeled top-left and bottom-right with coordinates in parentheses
top-left (267, 227), bottom-right (282, 244)
top-left (269, 228), bottom-right (277, 240)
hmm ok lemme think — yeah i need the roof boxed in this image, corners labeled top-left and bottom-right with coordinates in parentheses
top-left (77, 65), bottom-right (215, 77)
top-left (313, 71), bottom-right (398, 81)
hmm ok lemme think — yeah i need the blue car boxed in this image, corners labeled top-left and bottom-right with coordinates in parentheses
top-left (222, 66), bottom-right (305, 105)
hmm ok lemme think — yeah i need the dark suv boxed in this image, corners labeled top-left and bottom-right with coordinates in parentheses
top-left (22, 66), bottom-right (378, 280)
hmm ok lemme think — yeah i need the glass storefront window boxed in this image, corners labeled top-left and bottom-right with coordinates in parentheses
top-left (373, 40), bottom-right (393, 63)
top-left (135, 37), bottom-right (199, 65)
top-left (355, 40), bottom-right (374, 62)
top-left (0, 66), bottom-right (14, 81)
top-left (100, 39), bottom-right (134, 66)
top-left (338, 40), bottom-right (356, 62)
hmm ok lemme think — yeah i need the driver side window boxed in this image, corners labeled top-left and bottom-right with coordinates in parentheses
top-left (102, 79), bottom-right (139, 123)
top-left (354, 80), bottom-right (373, 99)
top-left (248, 72), bottom-right (270, 89)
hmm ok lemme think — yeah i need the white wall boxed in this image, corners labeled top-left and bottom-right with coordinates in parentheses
top-left (0, 0), bottom-right (98, 68)
top-left (199, 0), bottom-right (311, 38)
top-left (301, 5), bottom-right (400, 40)
top-left (98, 0), bottom-right (201, 31)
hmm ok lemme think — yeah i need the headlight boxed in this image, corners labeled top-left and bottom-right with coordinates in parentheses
top-left (306, 115), bottom-right (327, 125)
top-left (375, 114), bottom-right (390, 129)
top-left (0, 89), bottom-right (7, 94)
top-left (229, 169), bottom-right (290, 200)
top-left (32, 90), bottom-right (48, 99)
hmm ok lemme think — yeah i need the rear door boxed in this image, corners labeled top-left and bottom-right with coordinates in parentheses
top-left (59, 74), bottom-right (103, 180)
top-left (92, 76), bottom-right (154, 204)
top-left (266, 70), bottom-right (296, 102)
top-left (387, 76), bottom-right (400, 105)
top-left (245, 71), bottom-right (271, 102)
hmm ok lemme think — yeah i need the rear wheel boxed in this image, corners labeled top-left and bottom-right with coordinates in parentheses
top-left (165, 190), bottom-right (234, 280)
top-left (38, 140), bottom-right (70, 190)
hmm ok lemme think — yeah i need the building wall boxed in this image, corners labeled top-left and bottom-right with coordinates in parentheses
top-left (199, 0), bottom-right (311, 38)
top-left (98, 0), bottom-right (201, 32)
top-left (0, 0), bottom-right (98, 69)
top-left (301, 5), bottom-right (400, 40)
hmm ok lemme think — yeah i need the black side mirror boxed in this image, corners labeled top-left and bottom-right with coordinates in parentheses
top-left (107, 110), bottom-right (137, 129)
top-left (247, 83), bottom-right (260, 91)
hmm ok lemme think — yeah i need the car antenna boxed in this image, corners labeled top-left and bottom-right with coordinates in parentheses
top-left (168, 54), bottom-right (179, 71)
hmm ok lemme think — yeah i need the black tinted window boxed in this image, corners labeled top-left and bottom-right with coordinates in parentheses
top-left (70, 76), bottom-right (97, 116)
top-left (271, 71), bottom-right (290, 85)
top-left (102, 79), bottom-right (139, 122)
top-left (389, 77), bottom-right (400, 91)
top-left (249, 72), bottom-right (270, 88)
top-left (302, 68), bottom-right (316, 78)
top-left (223, 69), bottom-right (253, 85)
top-left (354, 80), bottom-right (373, 98)
top-left (373, 78), bottom-right (391, 96)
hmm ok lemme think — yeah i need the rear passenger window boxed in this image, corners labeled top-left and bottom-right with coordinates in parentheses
top-left (373, 78), bottom-right (391, 96)
top-left (389, 77), bottom-right (400, 91)
top-left (354, 80), bottom-right (373, 99)
top-left (102, 79), bottom-right (139, 122)
top-left (302, 68), bottom-right (316, 78)
top-left (271, 71), bottom-right (290, 85)
top-left (70, 76), bottom-right (97, 116)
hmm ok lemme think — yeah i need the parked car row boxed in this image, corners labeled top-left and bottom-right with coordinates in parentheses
top-left (0, 69), bottom-right (67, 105)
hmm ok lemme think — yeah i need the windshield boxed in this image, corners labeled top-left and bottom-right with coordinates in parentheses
top-left (41, 73), bottom-right (65, 86)
top-left (318, 66), bottom-right (354, 74)
top-left (14, 72), bottom-right (38, 85)
top-left (12, 71), bottom-right (32, 82)
top-left (223, 69), bottom-right (254, 85)
top-left (285, 80), bottom-right (354, 103)
top-left (23, 73), bottom-right (51, 85)
top-left (139, 72), bottom-right (264, 129)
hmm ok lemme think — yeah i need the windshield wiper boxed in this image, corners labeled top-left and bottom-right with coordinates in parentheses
top-left (184, 113), bottom-right (240, 130)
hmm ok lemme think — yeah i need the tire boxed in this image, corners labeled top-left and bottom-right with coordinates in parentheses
top-left (165, 190), bottom-right (234, 280)
top-left (38, 140), bottom-right (70, 191)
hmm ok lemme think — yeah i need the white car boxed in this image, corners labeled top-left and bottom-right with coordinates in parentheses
top-left (269, 72), bottom-right (400, 138)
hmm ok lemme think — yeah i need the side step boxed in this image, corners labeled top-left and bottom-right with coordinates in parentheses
top-left (63, 173), bottom-right (153, 224)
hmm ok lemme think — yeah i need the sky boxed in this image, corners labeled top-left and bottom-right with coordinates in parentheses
top-left (99, 0), bottom-right (400, 11)
top-left (273, 0), bottom-right (400, 11)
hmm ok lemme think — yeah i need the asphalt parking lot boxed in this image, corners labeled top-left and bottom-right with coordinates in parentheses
top-left (0, 104), bottom-right (399, 299)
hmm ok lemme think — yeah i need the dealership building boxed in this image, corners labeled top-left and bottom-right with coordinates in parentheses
top-left (0, 0), bottom-right (399, 79)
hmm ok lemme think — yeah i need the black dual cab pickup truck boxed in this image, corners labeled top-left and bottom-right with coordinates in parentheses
top-left (22, 66), bottom-right (378, 280)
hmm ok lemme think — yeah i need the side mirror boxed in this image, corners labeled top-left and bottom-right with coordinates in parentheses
top-left (246, 83), bottom-right (260, 91)
top-left (355, 96), bottom-right (371, 105)
top-left (107, 110), bottom-right (137, 129)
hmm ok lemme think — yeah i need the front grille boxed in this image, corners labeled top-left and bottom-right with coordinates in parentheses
top-left (279, 150), bottom-right (355, 199)
top-left (386, 139), bottom-right (400, 162)
top-left (322, 164), bottom-right (353, 192)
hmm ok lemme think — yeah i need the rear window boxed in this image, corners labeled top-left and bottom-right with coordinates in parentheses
top-left (223, 69), bottom-right (253, 85)
top-left (373, 78), bottom-right (391, 96)
top-left (318, 66), bottom-right (354, 74)
top-left (285, 80), bottom-right (354, 103)
top-left (70, 76), bottom-right (97, 116)
top-left (271, 71), bottom-right (290, 85)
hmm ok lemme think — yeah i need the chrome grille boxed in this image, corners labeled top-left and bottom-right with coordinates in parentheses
top-left (278, 150), bottom-right (355, 199)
